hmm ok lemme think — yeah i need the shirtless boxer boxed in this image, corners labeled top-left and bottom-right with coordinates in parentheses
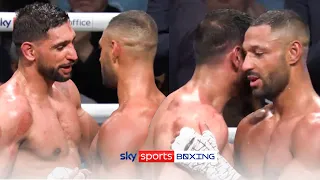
top-left (141, 9), bottom-right (252, 180)
top-left (89, 10), bottom-right (165, 179)
top-left (235, 10), bottom-right (320, 180)
top-left (172, 10), bottom-right (320, 180)
top-left (0, 3), bottom-right (99, 178)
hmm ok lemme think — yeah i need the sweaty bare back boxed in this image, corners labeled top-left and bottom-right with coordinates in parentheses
top-left (142, 90), bottom-right (231, 180)
top-left (89, 93), bottom-right (165, 179)
top-left (0, 74), bottom-right (92, 178)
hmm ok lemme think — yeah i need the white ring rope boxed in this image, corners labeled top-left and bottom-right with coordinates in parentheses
top-left (81, 104), bottom-right (237, 143)
top-left (0, 12), bottom-right (119, 32)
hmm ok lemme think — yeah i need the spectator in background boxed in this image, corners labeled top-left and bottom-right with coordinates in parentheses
top-left (284, 0), bottom-right (320, 96)
top-left (68, 0), bottom-right (120, 103)
top-left (109, 0), bottom-right (148, 11)
top-left (147, 0), bottom-right (169, 95)
top-left (56, 0), bottom-right (148, 12)
top-left (258, 0), bottom-right (283, 10)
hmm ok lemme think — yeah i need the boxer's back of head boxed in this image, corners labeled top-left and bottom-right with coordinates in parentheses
top-left (105, 10), bottom-right (158, 56)
top-left (12, 2), bottom-right (69, 56)
top-left (194, 9), bottom-right (252, 65)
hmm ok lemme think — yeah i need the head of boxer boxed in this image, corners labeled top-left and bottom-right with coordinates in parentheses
top-left (13, 2), bottom-right (77, 83)
top-left (69, 0), bottom-right (107, 12)
top-left (99, 10), bottom-right (158, 88)
top-left (193, 9), bottom-right (252, 97)
top-left (242, 10), bottom-right (310, 100)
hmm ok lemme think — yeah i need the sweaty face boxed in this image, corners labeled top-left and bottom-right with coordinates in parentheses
top-left (69, 0), bottom-right (107, 12)
top-left (242, 25), bottom-right (289, 99)
top-left (36, 22), bottom-right (77, 82)
top-left (99, 33), bottom-right (118, 88)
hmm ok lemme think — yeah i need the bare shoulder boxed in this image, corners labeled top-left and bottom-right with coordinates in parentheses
top-left (293, 113), bottom-right (320, 139)
top-left (166, 93), bottom-right (229, 146)
top-left (0, 81), bottom-right (32, 116)
top-left (291, 113), bottom-right (320, 161)
top-left (53, 80), bottom-right (80, 106)
top-left (237, 104), bottom-right (274, 133)
top-left (157, 91), bottom-right (227, 131)
top-left (98, 106), bottom-right (153, 152)
top-left (0, 90), bottom-right (32, 140)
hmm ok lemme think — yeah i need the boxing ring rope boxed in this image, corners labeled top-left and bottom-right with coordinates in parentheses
top-left (0, 12), bottom-right (237, 143)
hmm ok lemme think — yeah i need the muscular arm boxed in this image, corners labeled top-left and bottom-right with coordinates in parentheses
top-left (279, 115), bottom-right (320, 180)
top-left (65, 80), bottom-right (99, 164)
top-left (0, 101), bottom-right (31, 178)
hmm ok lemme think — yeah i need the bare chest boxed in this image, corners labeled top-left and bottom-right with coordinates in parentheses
top-left (237, 122), bottom-right (274, 177)
top-left (263, 123), bottom-right (296, 178)
top-left (22, 100), bottom-right (81, 159)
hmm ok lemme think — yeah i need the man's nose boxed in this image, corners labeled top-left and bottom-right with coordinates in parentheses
top-left (242, 55), bottom-right (254, 72)
top-left (67, 44), bottom-right (78, 61)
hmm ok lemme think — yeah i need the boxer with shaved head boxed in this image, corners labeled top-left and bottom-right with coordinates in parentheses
top-left (235, 9), bottom-right (320, 180)
top-left (89, 10), bottom-right (165, 179)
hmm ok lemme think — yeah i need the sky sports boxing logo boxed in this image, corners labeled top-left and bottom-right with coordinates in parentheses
top-left (0, 18), bottom-right (13, 28)
top-left (120, 151), bottom-right (217, 163)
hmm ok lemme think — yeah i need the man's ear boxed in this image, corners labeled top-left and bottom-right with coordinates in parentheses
top-left (111, 40), bottom-right (120, 64)
top-left (287, 40), bottom-right (302, 65)
top-left (231, 46), bottom-right (244, 72)
top-left (20, 42), bottom-right (36, 62)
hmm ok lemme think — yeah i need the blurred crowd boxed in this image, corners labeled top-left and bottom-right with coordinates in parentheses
top-left (1, 0), bottom-right (320, 120)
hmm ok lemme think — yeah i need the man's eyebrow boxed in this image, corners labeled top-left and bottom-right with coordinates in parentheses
top-left (244, 45), bottom-right (266, 51)
top-left (51, 36), bottom-right (76, 49)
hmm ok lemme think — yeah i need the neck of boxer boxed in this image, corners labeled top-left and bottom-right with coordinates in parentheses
top-left (117, 58), bottom-right (158, 106)
top-left (188, 64), bottom-right (233, 113)
top-left (17, 60), bottom-right (54, 100)
top-left (273, 64), bottom-right (318, 119)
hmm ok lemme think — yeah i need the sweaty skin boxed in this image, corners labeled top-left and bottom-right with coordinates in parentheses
top-left (142, 85), bottom-right (232, 180)
top-left (235, 101), bottom-right (320, 180)
top-left (0, 74), bottom-right (99, 178)
top-left (90, 95), bottom-right (164, 178)
top-left (234, 106), bottom-right (276, 179)
top-left (234, 23), bottom-right (320, 180)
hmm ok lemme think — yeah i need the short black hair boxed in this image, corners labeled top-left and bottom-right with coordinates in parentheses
top-left (12, 2), bottom-right (69, 55)
top-left (252, 10), bottom-right (310, 46)
top-left (194, 9), bottom-right (252, 64)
